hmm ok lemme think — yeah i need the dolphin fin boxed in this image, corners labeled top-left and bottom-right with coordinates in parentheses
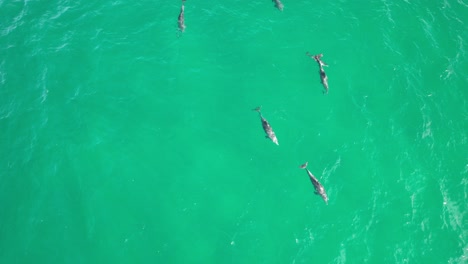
top-left (299, 162), bottom-right (308, 169)
top-left (252, 106), bottom-right (261, 112)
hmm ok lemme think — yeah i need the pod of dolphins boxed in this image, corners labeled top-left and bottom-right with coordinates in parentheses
top-left (177, 0), bottom-right (329, 204)
top-left (252, 106), bottom-right (329, 204)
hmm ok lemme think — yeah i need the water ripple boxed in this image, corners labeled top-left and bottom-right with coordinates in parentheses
top-left (380, 0), bottom-right (396, 26)
top-left (419, 8), bottom-right (440, 51)
top-left (440, 181), bottom-right (466, 232)
top-left (441, 35), bottom-right (466, 81)
top-left (1, 3), bottom-right (27, 37)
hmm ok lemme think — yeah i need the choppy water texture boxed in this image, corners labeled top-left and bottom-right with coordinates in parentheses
top-left (1, 0), bottom-right (467, 263)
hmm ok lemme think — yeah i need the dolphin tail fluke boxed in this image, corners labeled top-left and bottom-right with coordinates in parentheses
top-left (299, 162), bottom-right (308, 169)
top-left (252, 106), bottom-right (261, 113)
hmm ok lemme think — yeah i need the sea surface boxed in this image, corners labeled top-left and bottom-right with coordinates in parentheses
top-left (0, 0), bottom-right (467, 263)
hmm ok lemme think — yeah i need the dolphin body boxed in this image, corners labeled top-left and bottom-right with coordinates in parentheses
top-left (300, 162), bottom-right (328, 204)
top-left (253, 107), bottom-right (279, 145)
top-left (178, 0), bottom-right (186, 32)
top-left (272, 0), bottom-right (284, 11)
top-left (306, 52), bottom-right (329, 94)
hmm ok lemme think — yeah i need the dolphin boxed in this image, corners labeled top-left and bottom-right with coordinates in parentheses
top-left (272, 0), bottom-right (284, 11)
top-left (178, 0), bottom-right (186, 32)
top-left (253, 106), bottom-right (279, 145)
top-left (299, 162), bottom-right (328, 204)
top-left (306, 52), bottom-right (329, 94)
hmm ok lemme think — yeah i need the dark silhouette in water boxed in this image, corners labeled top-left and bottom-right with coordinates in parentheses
top-left (306, 52), bottom-right (329, 94)
top-left (299, 162), bottom-right (328, 204)
top-left (178, 0), bottom-right (186, 32)
top-left (253, 106), bottom-right (279, 145)
top-left (272, 0), bottom-right (284, 11)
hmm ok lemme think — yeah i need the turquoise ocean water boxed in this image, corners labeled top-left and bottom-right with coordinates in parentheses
top-left (1, 0), bottom-right (467, 263)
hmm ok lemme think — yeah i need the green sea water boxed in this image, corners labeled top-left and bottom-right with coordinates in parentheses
top-left (1, 0), bottom-right (467, 263)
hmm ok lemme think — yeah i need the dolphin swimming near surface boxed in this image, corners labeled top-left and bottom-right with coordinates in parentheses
top-left (300, 162), bottom-right (328, 204)
top-left (272, 0), bottom-right (284, 11)
top-left (306, 52), bottom-right (329, 94)
top-left (253, 106), bottom-right (279, 145)
top-left (178, 0), bottom-right (186, 32)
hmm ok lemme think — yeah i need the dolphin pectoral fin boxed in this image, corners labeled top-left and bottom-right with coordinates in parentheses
top-left (265, 135), bottom-right (269, 139)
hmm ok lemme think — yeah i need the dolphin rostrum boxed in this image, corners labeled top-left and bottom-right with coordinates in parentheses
top-left (178, 0), bottom-right (186, 32)
top-left (253, 106), bottom-right (279, 145)
top-left (306, 52), bottom-right (329, 94)
top-left (300, 162), bottom-right (328, 204)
